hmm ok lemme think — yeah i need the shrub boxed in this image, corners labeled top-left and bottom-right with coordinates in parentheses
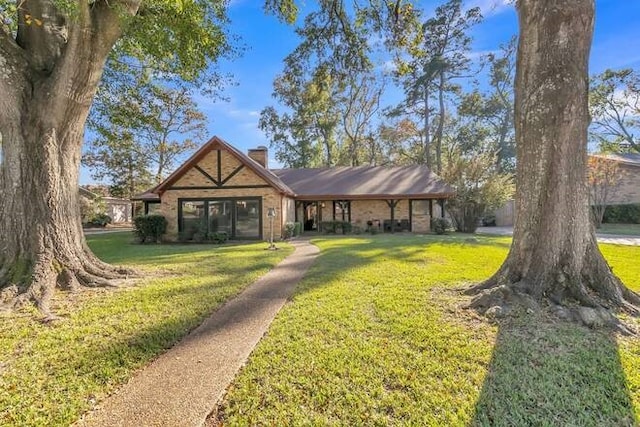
top-left (284, 222), bottom-right (296, 239)
top-left (293, 222), bottom-right (302, 236)
top-left (431, 218), bottom-right (450, 235)
top-left (88, 213), bottom-right (112, 228)
top-left (320, 221), bottom-right (351, 234)
top-left (133, 215), bottom-right (167, 243)
top-left (211, 231), bottom-right (228, 244)
top-left (603, 204), bottom-right (640, 224)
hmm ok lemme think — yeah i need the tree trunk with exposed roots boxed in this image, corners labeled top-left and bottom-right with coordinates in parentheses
top-left (466, 0), bottom-right (640, 330)
top-left (0, 0), bottom-right (139, 318)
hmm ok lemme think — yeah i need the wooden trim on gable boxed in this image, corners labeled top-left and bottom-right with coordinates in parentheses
top-left (220, 164), bottom-right (245, 186)
top-left (151, 136), bottom-right (295, 197)
top-left (168, 184), bottom-right (273, 191)
top-left (194, 165), bottom-right (219, 186)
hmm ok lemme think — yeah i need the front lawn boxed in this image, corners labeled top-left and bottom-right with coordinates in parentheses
top-left (598, 223), bottom-right (640, 236)
top-left (0, 232), bottom-right (292, 427)
top-left (218, 235), bottom-right (640, 426)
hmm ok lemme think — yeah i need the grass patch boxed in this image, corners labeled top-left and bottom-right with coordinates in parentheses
top-left (598, 223), bottom-right (640, 236)
top-left (219, 234), bottom-right (640, 426)
top-left (0, 232), bottom-right (292, 427)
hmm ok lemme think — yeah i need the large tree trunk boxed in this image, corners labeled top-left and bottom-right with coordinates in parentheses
top-left (467, 0), bottom-right (640, 328)
top-left (0, 0), bottom-right (139, 318)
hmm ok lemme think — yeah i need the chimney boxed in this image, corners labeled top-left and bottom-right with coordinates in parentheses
top-left (248, 146), bottom-right (268, 169)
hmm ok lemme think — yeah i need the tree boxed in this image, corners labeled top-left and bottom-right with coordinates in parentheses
top-left (441, 150), bottom-right (514, 233)
top-left (391, 0), bottom-right (481, 173)
top-left (458, 36), bottom-right (517, 172)
top-left (0, 0), bottom-right (295, 317)
top-left (589, 68), bottom-right (640, 153)
top-left (588, 155), bottom-right (622, 228)
top-left (466, 0), bottom-right (639, 330)
top-left (86, 80), bottom-right (206, 188)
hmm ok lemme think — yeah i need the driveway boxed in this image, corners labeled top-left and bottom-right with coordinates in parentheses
top-left (476, 226), bottom-right (640, 246)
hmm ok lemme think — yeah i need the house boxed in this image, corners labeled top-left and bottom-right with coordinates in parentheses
top-left (134, 136), bottom-right (455, 241)
top-left (589, 153), bottom-right (640, 204)
top-left (79, 187), bottom-right (134, 224)
top-left (490, 153), bottom-right (640, 227)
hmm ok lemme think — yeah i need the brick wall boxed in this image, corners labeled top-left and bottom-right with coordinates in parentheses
top-left (160, 148), bottom-right (287, 240)
top-left (609, 164), bottom-right (640, 204)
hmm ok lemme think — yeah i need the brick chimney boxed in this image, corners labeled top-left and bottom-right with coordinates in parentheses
top-left (248, 146), bottom-right (268, 169)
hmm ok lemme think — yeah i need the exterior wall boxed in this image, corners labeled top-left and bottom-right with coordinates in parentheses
top-left (281, 196), bottom-right (296, 227)
top-left (494, 199), bottom-right (515, 226)
top-left (609, 164), bottom-right (640, 204)
top-left (350, 199), bottom-right (410, 231)
top-left (410, 200), bottom-right (431, 233)
top-left (159, 148), bottom-right (284, 240)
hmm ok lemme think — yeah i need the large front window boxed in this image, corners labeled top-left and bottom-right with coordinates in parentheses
top-left (179, 198), bottom-right (261, 240)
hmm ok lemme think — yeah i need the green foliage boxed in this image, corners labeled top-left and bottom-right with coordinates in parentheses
top-left (320, 220), bottom-right (352, 234)
top-left (260, 1), bottom-right (396, 168)
top-left (442, 150), bottom-right (514, 233)
top-left (603, 204), bottom-right (640, 224)
top-left (589, 69), bottom-right (640, 153)
top-left (283, 221), bottom-right (302, 239)
top-left (430, 217), bottom-right (449, 234)
top-left (133, 215), bottom-right (168, 243)
top-left (0, 232), bottom-right (292, 427)
top-left (86, 80), bottom-right (206, 190)
top-left (457, 37), bottom-right (516, 173)
top-left (87, 213), bottom-right (113, 228)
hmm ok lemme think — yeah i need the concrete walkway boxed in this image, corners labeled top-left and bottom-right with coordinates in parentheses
top-left (476, 226), bottom-right (640, 246)
top-left (76, 239), bottom-right (319, 427)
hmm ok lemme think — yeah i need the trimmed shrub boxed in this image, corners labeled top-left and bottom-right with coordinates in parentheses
top-left (603, 204), bottom-right (640, 224)
top-left (320, 220), bottom-right (352, 234)
top-left (431, 217), bottom-right (450, 235)
top-left (293, 222), bottom-right (302, 236)
top-left (133, 215), bottom-right (167, 243)
top-left (87, 213), bottom-right (112, 228)
top-left (284, 222), bottom-right (296, 239)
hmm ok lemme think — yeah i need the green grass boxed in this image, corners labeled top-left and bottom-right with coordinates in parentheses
top-left (597, 223), bottom-right (640, 236)
top-left (219, 234), bottom-right (640, 426)
top-left (0, 232), bottom-right (292, 427)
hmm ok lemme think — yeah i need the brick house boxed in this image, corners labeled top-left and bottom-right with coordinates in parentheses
top-left (589, 153), bottom-right (640, 205)
top-left (135, 136), bottom-right (455, 241)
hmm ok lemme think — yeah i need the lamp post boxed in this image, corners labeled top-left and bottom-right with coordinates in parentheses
top-left (266, 207), bottom-right (277, 250)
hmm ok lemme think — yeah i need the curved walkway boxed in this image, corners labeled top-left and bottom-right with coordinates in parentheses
top-left (76, 239), bottom-right (319, 427)
top-left (476, 226), bottom-right (640, 246)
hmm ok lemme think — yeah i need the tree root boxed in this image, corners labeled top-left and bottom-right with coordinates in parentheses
top-left (0, 252), bottom-right (139, 319)
top-left (465, 268), bottom-right (640, 335)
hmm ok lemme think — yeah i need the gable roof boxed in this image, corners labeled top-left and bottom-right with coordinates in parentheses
top-left (590, 153), bottom-right (640, 167)
top-left (273, 165), bottom-right (455, 200)
top-left (150, 136), bottom-right (295, 197)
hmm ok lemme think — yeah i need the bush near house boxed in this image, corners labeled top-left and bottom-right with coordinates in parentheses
top-left (133, 215), bottom-right (168, 243)
top-left (603, 204), bottom-right (640, 224)
top-left (320, 220), bottom-right (352, 234)
top-left (430, 217), bottom-right (450, 234)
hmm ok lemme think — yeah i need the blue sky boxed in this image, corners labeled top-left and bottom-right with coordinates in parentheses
top-left (80, 0), bottom-right (640, 184)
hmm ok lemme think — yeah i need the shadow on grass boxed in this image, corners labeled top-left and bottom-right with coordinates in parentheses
top-left (471, 318), bottom-right (636, 426)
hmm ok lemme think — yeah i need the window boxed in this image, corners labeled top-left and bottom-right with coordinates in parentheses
top-left (412, 200), bottom-right (430, 215)
top-left (179, 198), bottom-right (261, 239)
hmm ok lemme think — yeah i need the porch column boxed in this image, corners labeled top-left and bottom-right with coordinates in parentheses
top-left (386, 199), bottom-right (399, 233)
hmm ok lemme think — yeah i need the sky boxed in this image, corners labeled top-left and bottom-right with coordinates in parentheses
top-left (80, 0), bottom-right (640, 185)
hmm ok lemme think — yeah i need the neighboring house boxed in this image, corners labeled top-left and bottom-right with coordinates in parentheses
top-left (134, 136), bottom-right (455, 241)
top-left (79, 187), bottom-right (134, 224)
top-left (589, 153), bottom-right (640, 205)
top-left (490, 153), bottom-right (640, 227)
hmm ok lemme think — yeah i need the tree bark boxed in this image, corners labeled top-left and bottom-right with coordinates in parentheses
top-left (0, 0), bottom-right (139, 317)
top-left (466, 0), bottom-right (640, 328)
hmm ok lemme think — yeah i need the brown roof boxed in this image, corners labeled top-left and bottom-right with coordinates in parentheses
top-left (132, 191), bottom-right (160, 201)
top-left (590, 153), bottom-right (640, 167)
top-left (272, 165), bottom-right (455, 200)
top-left (148, 136), bottom-right (295, 197)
